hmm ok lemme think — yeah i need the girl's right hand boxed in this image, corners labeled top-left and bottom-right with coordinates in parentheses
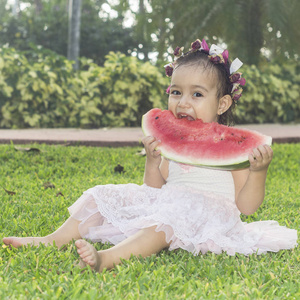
top-left (142, 136), bottom-right (162, 167)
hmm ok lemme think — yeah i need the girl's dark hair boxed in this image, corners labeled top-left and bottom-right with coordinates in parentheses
top-left (175, 51), bottom-right (236, 126)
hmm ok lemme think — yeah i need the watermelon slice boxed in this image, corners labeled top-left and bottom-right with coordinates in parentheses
top-left (142, 108), bottom-right (272, 170)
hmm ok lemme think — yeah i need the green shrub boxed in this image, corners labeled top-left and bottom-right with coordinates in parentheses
top-left (235, 63), bottom-right (300, 124)
top-left (93, 52), bottom-right (168, 127)
top-left (0, 47), bottom-right (168, 128)
top-left (0, 47), bottom-right (77, 128)
top-left (0, 46), bottom-right (299, 128)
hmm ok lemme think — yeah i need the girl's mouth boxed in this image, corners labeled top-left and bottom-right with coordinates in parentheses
top-left (177, 113), bottom-right (195, 121)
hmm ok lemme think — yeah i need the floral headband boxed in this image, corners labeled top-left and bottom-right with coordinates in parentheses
top-left (164, 39), bottom-right (246, 102)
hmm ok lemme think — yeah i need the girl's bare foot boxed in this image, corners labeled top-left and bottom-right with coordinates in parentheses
top-left (75, 239), bottom-right (102, 272)
top-left (2, 237), bottom-right (51, 248)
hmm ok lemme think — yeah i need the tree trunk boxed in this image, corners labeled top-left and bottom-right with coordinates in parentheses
top-left (34, 0), bottom-right (43, 14)
top-left (12, 0), bottom-right (19, 16)
top-left (137, 0), bottom-right (148, 60)
top-left (68, 0), bottom-right (82, 70)
top-left (247, 0), bottom-right (263, 65)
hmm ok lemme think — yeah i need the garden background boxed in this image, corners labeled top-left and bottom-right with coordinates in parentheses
top-left (0, 0), bottom-right (300, 129)
top-left (0, 0), bottom-right (299, 299)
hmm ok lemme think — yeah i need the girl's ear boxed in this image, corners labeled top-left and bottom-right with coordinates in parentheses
top-left (217, 94), bottom-right (232, 115)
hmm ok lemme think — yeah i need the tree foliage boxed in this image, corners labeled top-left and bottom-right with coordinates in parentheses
top-left (133, 0), bottom-right (300, 65)
top-left (0, 0), bottom-right (138, 65)
top-left (1, 0), bottom-right (299, 65)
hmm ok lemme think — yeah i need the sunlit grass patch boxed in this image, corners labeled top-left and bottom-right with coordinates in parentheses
top-left (0, 143), bottom-right (299, 299)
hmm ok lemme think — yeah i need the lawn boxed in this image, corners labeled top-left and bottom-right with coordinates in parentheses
top-left (0, 143), bottom-right (299, 299)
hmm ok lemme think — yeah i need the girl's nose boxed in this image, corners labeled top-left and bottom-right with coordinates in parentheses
top-left (178, 96), bottom-right (191, 108)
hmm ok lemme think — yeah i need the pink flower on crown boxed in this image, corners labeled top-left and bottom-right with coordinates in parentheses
top-left (201, 39), bottom-right (209, 52)
top-left (231, 83), bottom-right (240, 93)
top-left (191, 39), bottom-right (201, 51)
top-left (232, 86), bottom-right (243, 101)
top-left (232, 93), bottom-right (242, 101)
top-left (208, 54), bottom-right (225, 64)
top-left (165, 64), bottom-right (174, 77)
top-left (173, 46), bottom-right (184, 57)
top-left (230, 72), bottom-right (242, 83)
top-left (229, 72), bottom-right (246, 86)
top-left (239, 78), bottom-right (246, 86)
top-left (166, 85), bottom-right (171, 94)
top-left (222, 50), bottom-right (229, 64)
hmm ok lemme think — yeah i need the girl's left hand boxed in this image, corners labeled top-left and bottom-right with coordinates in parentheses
top-left (248, 144), bottom-right (273, 172)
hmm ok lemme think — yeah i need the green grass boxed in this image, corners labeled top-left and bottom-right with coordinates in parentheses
top-left (0, 143), bottom-right (299, 299)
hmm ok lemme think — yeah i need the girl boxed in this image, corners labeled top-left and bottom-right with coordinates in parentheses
top-left (3, 38), bottom-right (297, 272)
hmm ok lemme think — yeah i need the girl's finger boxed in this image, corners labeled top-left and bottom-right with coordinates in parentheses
top-left (142, 136), bottom-right (155, 146)
top-left (248, 153), bottom-right (256, 164)
top-left (264, 145), bottom-right (273, 159)
top-left (257, 144), bottom-right (268, 157)
top-left (149, 140), bottom-right (161, 153)
top-left (153, 149), bottom-right (161, 157)
top-left (252, 148), bottom-right (262, 161)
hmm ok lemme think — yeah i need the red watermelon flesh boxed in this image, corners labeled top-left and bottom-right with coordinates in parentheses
top-left (142, 108), bottom-right (272, 170)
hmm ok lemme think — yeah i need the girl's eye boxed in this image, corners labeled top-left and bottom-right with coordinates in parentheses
top-left (171, 90), bottom-right (181, 95)
top-left (193, 92), bottom-right (203, 97)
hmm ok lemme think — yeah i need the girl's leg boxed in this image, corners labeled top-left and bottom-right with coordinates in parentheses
top-left (75, 225), bottom-right (170, 272)
top-left (2, 217), bottom-right (81, 249)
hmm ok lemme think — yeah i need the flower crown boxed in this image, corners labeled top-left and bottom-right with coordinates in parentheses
top-left (164, 39), bottom-right (246, 102)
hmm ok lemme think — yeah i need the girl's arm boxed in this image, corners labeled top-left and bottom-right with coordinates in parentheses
top-left (142, 136), bottom-right (169, 188)
top-left (231, 145), bottom-right (273, 215)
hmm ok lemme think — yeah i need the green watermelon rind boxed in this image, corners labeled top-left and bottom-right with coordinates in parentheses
top-left (141, 111), bottom-right (272, 171)
top-left (159, 151), bottom-right (251, 170)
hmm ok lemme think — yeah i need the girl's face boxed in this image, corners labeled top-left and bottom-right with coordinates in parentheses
top-left (168, 64), bottom-right (221, 123)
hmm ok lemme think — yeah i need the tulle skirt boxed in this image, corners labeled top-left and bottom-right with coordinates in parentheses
top-left (68, 183), bottom-right (298, 256)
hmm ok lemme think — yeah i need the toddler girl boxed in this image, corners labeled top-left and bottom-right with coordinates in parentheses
top-left (3, 38), bottom-right (297, 272)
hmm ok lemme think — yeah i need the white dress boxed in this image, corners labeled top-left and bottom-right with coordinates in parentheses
top-left (68, 160), bottom-right (297, 256)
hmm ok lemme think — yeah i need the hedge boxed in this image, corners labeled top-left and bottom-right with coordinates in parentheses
top-left (0, 47), bottom-right (299, 128)
top-left (0, 47), bottom-right (168, 128)
top-left (235, 63), bottom-right (300, 124)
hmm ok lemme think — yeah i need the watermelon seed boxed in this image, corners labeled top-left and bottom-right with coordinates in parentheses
top-left (155, 116), bottom-right (159, 119)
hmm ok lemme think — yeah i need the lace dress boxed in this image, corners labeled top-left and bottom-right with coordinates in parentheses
top-left (68, 160), bottom-right (297, 255)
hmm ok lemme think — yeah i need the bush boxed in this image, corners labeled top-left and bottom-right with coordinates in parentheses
top-left (235, 63), bottom-right (300, 124)
top-left (0, 47), bottom-right (78, 128)
top-left (81, 52), bottom-right (168, 127)
top-left (0, 47), bottom-right (168, 128)
top-left (0, 46), bottom-right (299, 128)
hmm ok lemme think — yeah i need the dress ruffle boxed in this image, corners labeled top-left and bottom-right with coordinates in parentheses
top-left (68, 183), bottom-right (298, 256)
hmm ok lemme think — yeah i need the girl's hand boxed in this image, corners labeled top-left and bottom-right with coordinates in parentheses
top-left (142, 136), bottom-right (162, 167)
top-left (248, 144), bottom-right (273, 172)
